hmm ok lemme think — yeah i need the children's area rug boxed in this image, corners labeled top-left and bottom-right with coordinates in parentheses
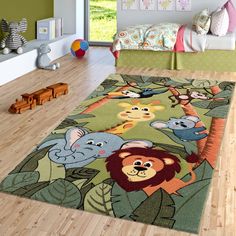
top-left (0, 74), bottom-right (235, 233)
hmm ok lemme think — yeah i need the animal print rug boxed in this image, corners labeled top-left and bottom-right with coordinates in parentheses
top-left (1, 74), bottom-right (235, 234)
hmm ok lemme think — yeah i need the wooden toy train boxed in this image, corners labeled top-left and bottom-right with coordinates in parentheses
top-left (9, 82), bottom-right (68, 114)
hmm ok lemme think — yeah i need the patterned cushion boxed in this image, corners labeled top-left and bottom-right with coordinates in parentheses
top-left (143, 23), bottom-right (180, 50)
top-left (210, 8), bottom-right (229, 36)
top-left (224, 0), bottom-right (236, 32)
top-left (113, 25), bottom-right (151, 51)
top-left (192, 9), bottom-right (211, 35)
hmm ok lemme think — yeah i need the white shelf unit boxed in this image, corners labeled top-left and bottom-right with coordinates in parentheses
top-left (0, 0), bottom-right (84, 86)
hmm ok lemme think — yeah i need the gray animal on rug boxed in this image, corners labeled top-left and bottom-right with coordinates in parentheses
top-left (37, 127), bottom-right (153, 169)
top-left (0, 18), bottom-right (27, 54)
top-left (36, 43), bottom-right (60, 71)
top-left (151, 115), bottom-right (208, 141)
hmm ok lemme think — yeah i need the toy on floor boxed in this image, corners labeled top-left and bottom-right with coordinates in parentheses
top-left (70, 39), bottom-right (89, 58)
top-left (8, 94), bottom-right (36, 114)
top-left (47, 83), bottom-right (69, 98)
top-left (9, 83), bottom-right (68, 114)
top-left (37, 44), bottom-right (60, 70)
top-left (0, 18), bottom-right (27, 55)
top-left (31, 88), bottom-right (53, 105)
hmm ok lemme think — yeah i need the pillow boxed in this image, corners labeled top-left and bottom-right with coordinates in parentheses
top-left (192, 9), bottom-right (211, 35)
top-left (210, 8), bottom-right (229, 36)
top-left (224, 0), bottom-right (236, 32)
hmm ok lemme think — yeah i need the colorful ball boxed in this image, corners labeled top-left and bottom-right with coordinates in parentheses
top-left (70, 39), bottom-right (89, 58)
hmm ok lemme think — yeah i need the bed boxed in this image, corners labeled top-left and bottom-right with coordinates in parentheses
top-left (112, 24), bottom-right (236, 72)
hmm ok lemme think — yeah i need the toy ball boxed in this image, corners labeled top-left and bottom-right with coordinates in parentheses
top-left (70, 39), bottom-right (89, 58)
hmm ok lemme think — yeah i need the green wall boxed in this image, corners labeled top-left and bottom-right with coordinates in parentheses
top-left (0, 0), bottom-right (53, 41)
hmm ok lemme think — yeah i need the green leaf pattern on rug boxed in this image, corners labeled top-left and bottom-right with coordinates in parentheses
top-left (35, 153), bottom-right (65, 182)
top-left (12, 181), bottom-right (50, 198)
top-left (88, 79), bottom-right (119, 99)
top-left (154, 142), bottom-right (187, 158)
top-left (219, 81), bottom-right (235, 91)
top-left (55, 118), bottom-right (79, 130)
top-left (192, 99), bottom-right (229, 110)
top-left (10, 146), bottom-right (53, 174)
top-left (111, 183), bottom-right (147, 219)
top-left (213, 90), bottom-right (232, 98)
top-left (121, 74), bottom-right (151, 84)
top-left (207, 99), bottom-right (229, 109)
top-left (157, 129), bottom-right (198, 155)
top-left (167, 77), bottom-right (192, 87)
top-left (0, 171), bottom-right (40, 192)
top-left (55, 113), bottom-right (95, 131)
top-left (130, 189), bottom-right (175, 228)
top-left (191, 100), bottom-right (212, 109)
top-left (85, 159), bottom-right (110, 185)
top-left (72, 179), bottom-right (87, 189)
top-left (192, 79), bottom-right (219, 88)
top-left (84, 183), bottom-right (114, 216)
top-left (172, 160), bottom-right (213, 233)
top-left (31, 179), bottom-right (81, 208)
top-left (190, 160), bottom-right (213, 181)
top-left (78, 183), bottom-right (95, 210)
top-left (170, 77), bottom-right (192, 84)
top-left (172, 179), bottom-right (210, 233)
top-left (65, 167), bottom-right (100, 185)
top-left (40, 133), bottom-right (65, 143)
top-left (151, 77), bottom-right (171, 85)
top-left (68, 113), bottom-right (95, 120)
top-left (205, 105), bottom-right (230, 118)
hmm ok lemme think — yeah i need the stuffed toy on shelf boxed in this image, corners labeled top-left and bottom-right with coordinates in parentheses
top-left (36, 43), bottom-right (60, 71)
top-left (0, 18), bottom-right (28, 54)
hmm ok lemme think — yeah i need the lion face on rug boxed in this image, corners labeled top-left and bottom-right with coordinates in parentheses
top-left (106, 147), bottom-right (182, 193)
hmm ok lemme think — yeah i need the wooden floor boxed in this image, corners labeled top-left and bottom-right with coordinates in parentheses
top-left (0, 47), bottom-right (235, 236)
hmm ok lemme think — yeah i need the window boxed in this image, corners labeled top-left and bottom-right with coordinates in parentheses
top-left (85, 0), bottom-right (117, 45)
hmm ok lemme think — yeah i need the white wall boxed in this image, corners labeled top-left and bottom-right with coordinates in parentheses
top-left (54, 0), bottom-right (84, 37)
top-left (117, 0), bottom-right (234, 30)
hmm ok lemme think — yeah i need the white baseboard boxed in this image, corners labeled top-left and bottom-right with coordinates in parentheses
top-left (0, 34), bottom-right (77, 86)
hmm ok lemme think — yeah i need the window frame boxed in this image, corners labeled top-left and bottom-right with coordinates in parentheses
top-left (84, 0), bottom-right (114, 46)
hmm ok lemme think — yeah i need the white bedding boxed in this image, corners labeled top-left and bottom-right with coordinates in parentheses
top-left (206, 33), bottom-right (235, 50)
top-left (183, 24), bottom-right (235, 52)
top-left (183, 26), bottom-right (206, 52)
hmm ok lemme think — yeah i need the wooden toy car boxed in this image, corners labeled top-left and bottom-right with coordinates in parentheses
top-left (8, 94), bottom-right (36, 114)
top-left (32, 88), bottom-right (53, 105)
top-left (47, 83), bottom-right (68, 98)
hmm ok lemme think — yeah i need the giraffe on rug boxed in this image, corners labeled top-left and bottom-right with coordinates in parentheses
top-left (104, 100), bottom-right (165, 135)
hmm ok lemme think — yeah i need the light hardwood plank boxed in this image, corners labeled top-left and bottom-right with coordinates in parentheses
top-left (0, 47), bottom-right (235, 236)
